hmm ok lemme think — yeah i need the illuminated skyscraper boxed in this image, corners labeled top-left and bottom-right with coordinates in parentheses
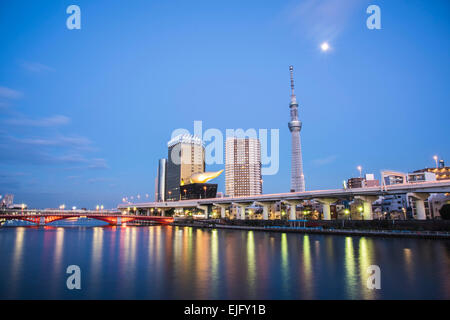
top-left (288, 65), bottom-right (305, 192)
top-left (166, 134), bottom-right (205, 201)
top-left (225, 137), bottom-right (262, 197)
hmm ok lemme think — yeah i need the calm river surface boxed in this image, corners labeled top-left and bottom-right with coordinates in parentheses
top-left (0, 224), bottom-right (449, 299)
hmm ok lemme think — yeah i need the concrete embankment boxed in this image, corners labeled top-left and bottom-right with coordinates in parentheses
top-left (171, 219), bottom-right (450, 240)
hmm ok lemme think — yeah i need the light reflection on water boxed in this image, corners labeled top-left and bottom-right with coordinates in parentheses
top-left (0, 225), bottom-right (449, 299)
top-left (345, 236), bottom-right (357, 299)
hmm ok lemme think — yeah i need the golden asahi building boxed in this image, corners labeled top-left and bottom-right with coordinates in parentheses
top-left (225, 137), bottom-right (262, 197)
top-left (166, 134), bottom-right (205, 201)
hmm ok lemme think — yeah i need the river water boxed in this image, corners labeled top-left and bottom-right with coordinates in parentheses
top-left (0, 224), bottom-right (449, 299)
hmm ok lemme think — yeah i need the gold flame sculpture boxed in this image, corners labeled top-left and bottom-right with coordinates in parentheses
top-left (189, 170), bottom-right (224, 183)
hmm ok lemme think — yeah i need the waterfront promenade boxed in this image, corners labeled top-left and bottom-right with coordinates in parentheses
top-left (172, 218), bottom-right (450, 239)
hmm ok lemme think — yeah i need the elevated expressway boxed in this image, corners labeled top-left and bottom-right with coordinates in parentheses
top-left (117, 181), bottom-right (450, 221)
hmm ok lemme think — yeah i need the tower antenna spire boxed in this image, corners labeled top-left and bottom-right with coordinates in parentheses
top-left (289, 65), bottom-right (295, 95)
top-left (289, 65), bottom-right (297, 103)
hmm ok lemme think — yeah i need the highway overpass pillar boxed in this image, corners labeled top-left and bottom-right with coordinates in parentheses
top-left (233, 203), bottom-right (252, 220)
top-left (408, 193), bottom-right (430, 220)
top-left (355, 196), bottom-right (378, 220)
top-left (282, 200), bottom-right (302, 220)
top-left (262, 205), bottom-right (269, 220)
top-left (197, 205), bottom-right (210, 219)
top-left (213, 204), bottom-right (229, 219)
top-left (237, 205), bottom-right (245, 220)
top-left (255, 201), bottom-right (276, 220)
top-left (315, 198), bottom-right (337, 220)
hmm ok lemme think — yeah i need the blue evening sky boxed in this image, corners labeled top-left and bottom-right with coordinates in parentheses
top-left (0, 0), bottom-right (449, 209)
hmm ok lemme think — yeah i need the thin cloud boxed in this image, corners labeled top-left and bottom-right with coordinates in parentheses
top-left (0, 135), bottom-right (107, 169)
top-left (0, 101), bottom-right (10, 109)
top-left (87, 177), bottom-right (113, 184)
top-left (4, 115), bottom-right (70, 127)
top-left (11, 135), bottom-right (92, 149)
top-left (0, 86), bottom-right (23, 99)
top-left (313, 154), bottom-right (338, 166)
top-left (56, 154), bottom-right (89, 163)
top-left (287, 0), bottom-right (364, 42)
top-left (0, 172), bottom-right (28, 190)
top-left (88, 158), bottom-right (109, 170)
top-left (20, 61), bottom-right (54, 73)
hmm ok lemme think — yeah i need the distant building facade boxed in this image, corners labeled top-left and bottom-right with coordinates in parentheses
top-left (378, 169), bottom-right (442, 219)
top-left (381, 194), bottom-right (408, 215)
top-left (347, 177), bottom-right (364, 189)
top-left (0, 194), bottom-right (14, 209)
top-left (364, 173), bottom-right (380, 187)
top-left (383, 174), bottom-right (406, 186)
top-left (347, 174), bottom-right (379, 189)
top-left (413, 159), bottom-right (450, 181)
top-left (225, 137), bottom-right (262, 197)
top-left (166, 135), bottom-right (205, 201)
top-left (155, 158), bottom-right (167, 202)
top-left (428, 193), bottom-right (450, 219)
top-left (407, 171), bottom-right (436, 183)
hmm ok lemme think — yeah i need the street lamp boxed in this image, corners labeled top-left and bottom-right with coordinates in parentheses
top-left (357, 165), bottom-right (362, 178)
top-left (358, 206), bottom-right (363, 219)
top-left (433, 155), bottom-right (438, 168)
top-left (203, 186), bottom-right (207, 199)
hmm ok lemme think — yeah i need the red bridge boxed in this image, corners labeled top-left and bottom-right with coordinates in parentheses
top-left (0, 210), bottom-right (173, 226)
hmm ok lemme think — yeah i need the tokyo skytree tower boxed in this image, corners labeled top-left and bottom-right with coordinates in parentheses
top-left (288, 65), bottom-right (305, 192)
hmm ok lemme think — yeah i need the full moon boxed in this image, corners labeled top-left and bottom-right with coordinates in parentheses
top-left (320, 42), bottom-right (330, 51)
